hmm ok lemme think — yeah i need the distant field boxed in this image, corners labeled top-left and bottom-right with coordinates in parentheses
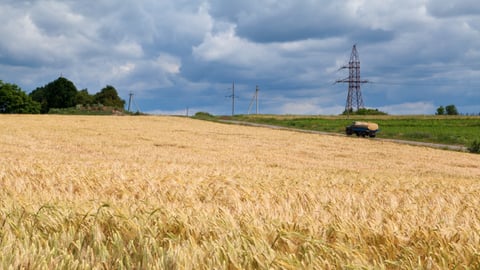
top-left (228, 114), bottom-right (480, 147)
top-left (1, 115), bottom-right (480, 269)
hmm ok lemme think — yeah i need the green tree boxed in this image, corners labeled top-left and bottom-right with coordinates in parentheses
top-left (0, 80), bottom-right (41, 114)
top-left (30, 77), bottom-right (78, 113)
top-left (29, 87), bottom-right (48, 113)
top-left (76, 89), bottom-right (95, 105)
top-left (94, 85), bottom-right (125, 108)
top-left (445, 104), bottom-right (458, 115)
top-left (436, 106), bottom-right (445, 115)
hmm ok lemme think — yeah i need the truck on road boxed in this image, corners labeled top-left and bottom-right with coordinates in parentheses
top-left (346, 121), bottom-right (379, 137)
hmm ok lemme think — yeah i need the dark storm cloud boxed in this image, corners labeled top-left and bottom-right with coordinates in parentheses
top-left (208, 1), bottom-right (354, 43)
top-left (0, 0), bottom-right (479, 115)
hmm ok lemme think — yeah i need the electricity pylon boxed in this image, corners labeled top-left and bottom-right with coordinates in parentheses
top-left (336, 44), bottom-right (368, 113)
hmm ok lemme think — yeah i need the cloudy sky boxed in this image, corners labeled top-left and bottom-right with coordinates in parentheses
top-left (1, 0), bottom-right (479, 115)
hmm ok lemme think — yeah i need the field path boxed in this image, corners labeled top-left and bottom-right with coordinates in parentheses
top-left (220, 119), bottom-right (468, 151)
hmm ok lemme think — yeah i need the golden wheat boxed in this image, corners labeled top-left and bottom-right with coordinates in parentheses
top-left (1, 115), bottom-right (479, 269)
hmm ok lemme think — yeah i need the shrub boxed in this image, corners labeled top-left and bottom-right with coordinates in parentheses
top-left (342, 108), bottom-right (388, 115)
top-left (193, 112), bottom-right (215, 120)
top-left (468, 139), bottom-right (480, 154)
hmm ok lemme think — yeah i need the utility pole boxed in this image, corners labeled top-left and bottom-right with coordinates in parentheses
top-left (336, 44), bottom-right (369, 114)
top-left (232, 82), bottom-right (235, 116)
top-left (226, 82), bottom-right (237, 116)
top-left (127, 92), bottom-right (141, 113)
top-left (248, 85), bottom-right (259, 114)
top-left (256, 85), bottom-right (259, 114)
top-left (127, 92), bottom-right (133, 112)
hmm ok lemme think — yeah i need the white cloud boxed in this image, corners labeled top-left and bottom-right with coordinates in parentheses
top-left (0, 1), bottom-right (101, 67)
top-left (155, 54), bottom-right (181, 75)
top-left (378, 102), bottom-right (436, 115)
top-left (114, 41), bottom-right (144, 58)
top-left (0, 0), bottom-right (479, 114)
top-left (145, 109), bottom-right (190, 116)
top-left (113, 62), bottom-right (136, 77)
top-left (278, 102), bottom-right (344, 115)
top-left (279, 102), bottom-right (321, 115)
top-left (193, 24), bottom-right (274, 67)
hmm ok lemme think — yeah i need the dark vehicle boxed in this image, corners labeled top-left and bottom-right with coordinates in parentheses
top-left (346, 121), bottom-right (379, 138)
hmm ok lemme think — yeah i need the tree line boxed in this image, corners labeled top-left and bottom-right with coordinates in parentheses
top-left (435, 105), bottom-right (459, 115)
top-left (0, 77), bottom-right (125, 114)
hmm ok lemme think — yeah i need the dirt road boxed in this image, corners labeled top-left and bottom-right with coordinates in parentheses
top-left (220, 120), bottom-right (468, 152)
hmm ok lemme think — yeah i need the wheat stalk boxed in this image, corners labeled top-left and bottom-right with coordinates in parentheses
top-left (0, 115), bottom-right (479, 269)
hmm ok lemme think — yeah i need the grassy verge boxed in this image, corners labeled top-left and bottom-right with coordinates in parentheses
top-left (220, 114), bottom-right (480, 147)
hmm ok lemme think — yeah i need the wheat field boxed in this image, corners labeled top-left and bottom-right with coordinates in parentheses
top-left (1, 115), bottom-right (479, 269)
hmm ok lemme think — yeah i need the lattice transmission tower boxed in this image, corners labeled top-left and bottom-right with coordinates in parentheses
top-left (336, 44), bottom-right (369, 113)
